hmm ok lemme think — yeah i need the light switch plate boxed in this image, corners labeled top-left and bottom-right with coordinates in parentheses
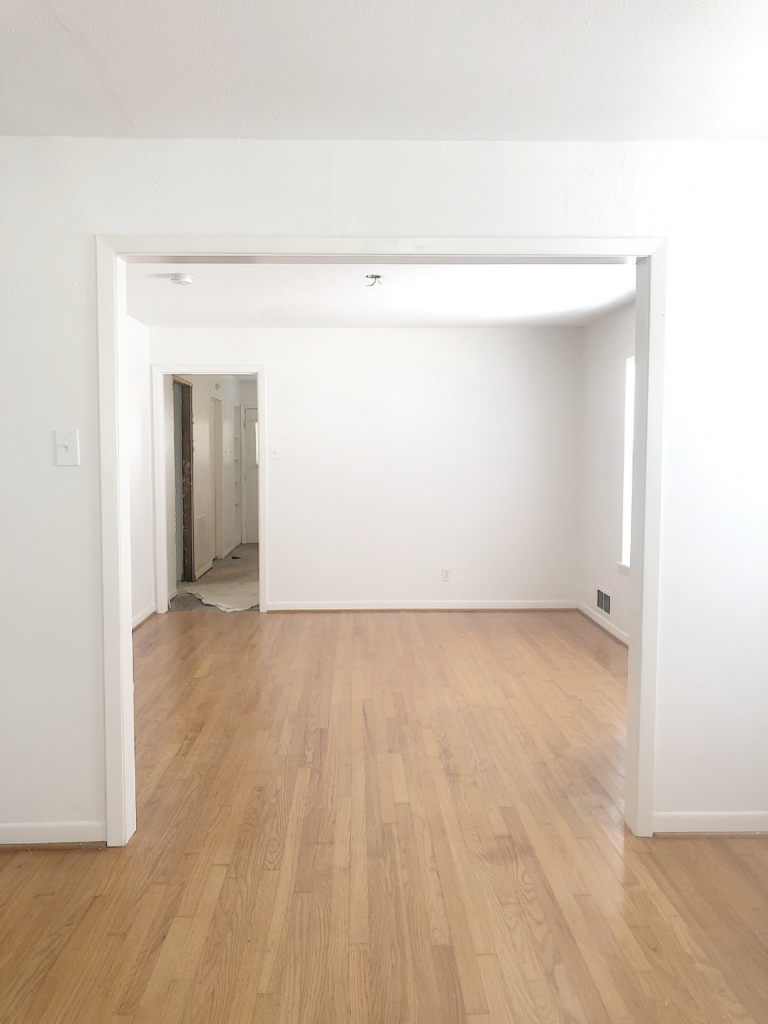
top-left (55, 429), bottom-right (80, 466)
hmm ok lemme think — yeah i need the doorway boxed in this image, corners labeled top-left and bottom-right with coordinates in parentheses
top-left (161, 372), bottom-right (262, 612)
top-left (172, 377), bottom-right (194, 582)
top-left (99, 236), bottom-right (665, 846)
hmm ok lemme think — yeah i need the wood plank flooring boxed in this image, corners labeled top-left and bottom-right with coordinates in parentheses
top-left (1, 610), bottom-right (766, 1023)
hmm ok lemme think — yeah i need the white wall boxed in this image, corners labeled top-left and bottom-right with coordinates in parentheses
top-left (578, 302), bottom-right (636, 642)
top-left (240, 379), bottom-right (259, 543)
top-left (121, 315), bottom-right (155, 628)
top-left (151, 327), bottom-right (582, 607)
top-left (1, 138), bottom-right (767, 839)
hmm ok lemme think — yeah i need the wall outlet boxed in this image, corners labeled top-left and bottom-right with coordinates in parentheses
top-left (442, 567), bottom-right (451, 582)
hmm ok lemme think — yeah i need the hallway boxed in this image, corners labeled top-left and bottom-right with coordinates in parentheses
top-left (172, 543), bottom-right (260, 612)
top-left (0, 610), bottom-right (766, 1023)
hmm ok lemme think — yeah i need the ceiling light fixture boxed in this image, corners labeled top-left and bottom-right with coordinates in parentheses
top-left (170, 273), bottom-right (193, 286)
top-left (365, 274), bottom-right (382, 287)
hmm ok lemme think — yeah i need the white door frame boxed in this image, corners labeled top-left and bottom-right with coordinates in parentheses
top-left (151, 367), bottom-right (267, 616)
top-left (97, 235), bottom-right (665, 846)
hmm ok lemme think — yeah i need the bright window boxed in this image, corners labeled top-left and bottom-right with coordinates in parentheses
top-left (622, 356), bottom-right (635, 567)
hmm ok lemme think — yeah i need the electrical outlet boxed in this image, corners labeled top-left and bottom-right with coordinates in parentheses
top-left (442, 567), bottom-right (451, 582)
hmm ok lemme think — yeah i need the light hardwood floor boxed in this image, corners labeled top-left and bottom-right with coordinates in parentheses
top-left (1, 610), bottom-right (766, 1023)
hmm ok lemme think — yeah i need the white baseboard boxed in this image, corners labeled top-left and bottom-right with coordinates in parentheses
top-left (0, 820), bottom-right (107, 844)
top-left (223, 542), bottom-right (238, 557)
top-left (654, 811), bottom-right (768, 833)
top-left (577, 601), bottom-right (629, 645)
top-left (132, 604), bottom-right (156, 629)
top-left (267, 599), bottom-right (579, 611)
top-left (194, 561), bottom-right (213, 579)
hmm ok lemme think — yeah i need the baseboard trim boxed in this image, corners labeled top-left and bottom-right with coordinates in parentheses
top-left (223, 542), bottom-right (238, 557)
top-left (0, 820), bottom-right (107, 844)
top-left (577, 602), bottom-right (629, 645)
top-left (194, 562), bottom-right (213, 580)
top-left (132, 605), bottom-right (156, 630)
top-left (267, 599), bottom-right (579, 611)
top-left (653, 811), bottom-right (768, 833)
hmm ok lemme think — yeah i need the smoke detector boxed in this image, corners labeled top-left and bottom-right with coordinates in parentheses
top-left (170, 273), bottom-right (193, 286)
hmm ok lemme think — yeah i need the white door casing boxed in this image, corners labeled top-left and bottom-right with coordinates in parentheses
top-left (98, 235), bottom-right (664, 846)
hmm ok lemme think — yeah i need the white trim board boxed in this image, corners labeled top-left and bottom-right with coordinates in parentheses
top-left (578, 602), bottom-right (629, 645)
top-left (108, 235), bottom-right (665, 259)
top-left (269, 600), bottom-right (579, 611)
top-left (98, 235), bottom-right (666, 843)
top-left (0, 821), bottom-right (107, 844)
top-left (98, 245), bottom-right (137, 849)
top-left (654, 812), bottom-right (768, 833)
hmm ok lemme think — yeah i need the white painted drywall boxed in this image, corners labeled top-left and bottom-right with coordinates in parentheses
top-left (1, 139), bottom-right (767, 838)
top-left (152, 327), bottom-right (582, 606)
top-left (121, 315), bottom-right (155, 628)
top-left (577, 303), bottom-right (636, 642)
top-left (240, 379), bottom-right (259, 544)
top-left (128, 261), bottom-right (638, 328)
top-left (6, 0), bottom-right (768, 141)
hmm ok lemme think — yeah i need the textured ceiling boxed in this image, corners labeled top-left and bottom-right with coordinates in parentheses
top-left (127, 261), bottom-right (637, 328)
top-left (2, 0), bottom-right (767, 139)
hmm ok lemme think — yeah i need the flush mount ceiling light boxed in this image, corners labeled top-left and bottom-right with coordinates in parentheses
top-left (170, 273), bottom-right (194, 286)
top-left (365, 274), bottom-right (382, 287)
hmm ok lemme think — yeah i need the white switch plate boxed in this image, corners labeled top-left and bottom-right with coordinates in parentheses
top-left (442, 567), bottom-right (451, 582)
top-left (55, 429), bottom-right (80, 466)
top-left (270, 445), bottom-right (280, 459)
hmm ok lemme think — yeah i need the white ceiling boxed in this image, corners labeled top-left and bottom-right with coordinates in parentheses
top-left (127, 261), bottom-right (636, 329)
top-left (2, 0), bottom-right (767, 139)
